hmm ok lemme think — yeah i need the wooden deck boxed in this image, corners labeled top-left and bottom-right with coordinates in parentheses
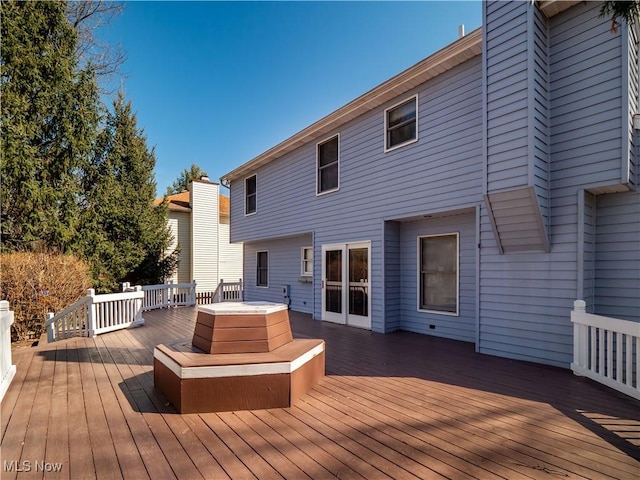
top-left (2, 307), bottom-right (639, 479)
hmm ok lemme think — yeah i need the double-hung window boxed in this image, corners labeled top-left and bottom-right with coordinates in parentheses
top-left (418, 233), bottom-right (458, 315)
top-left (245, 175), bottom-right (257, 215)
top-left (301, 246), bottom-right (313, 276)
top-left (256, 251), bottom-right (268, 287)
top-left (317, 135), bottom-right (339, 194)
top-left (385, 96), bottom-right (417, 151)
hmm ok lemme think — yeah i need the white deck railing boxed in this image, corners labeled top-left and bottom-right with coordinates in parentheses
top-left (45, 280), bottom-right (240, 342)
top-left (137, 281), bottom-right (197, 311)
top-left (571, 300), bottom-right (640, 400)
top-left (45, 296), bottom-right (90, 341)
top-left (46, 288), bottom-right (144, 342)
top-left (213, 279), bottom-right (243, 303)
top-left (1, 301), bottom-right (17, 403)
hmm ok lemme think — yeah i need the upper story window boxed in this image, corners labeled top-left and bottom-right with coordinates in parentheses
top-left (418, 233), bottom-right (458, 315)
top-left (301, 246), bottom-right (313, 276)
top-left (245, 174), bottom-right (257, 215)
top-left (317, 134), bottom-right (339, 195)
top-left (385, 95), bottom-right (418, 152)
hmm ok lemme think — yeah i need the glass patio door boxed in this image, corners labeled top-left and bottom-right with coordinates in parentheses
top-left (321, 242), bottom-right (371, 329)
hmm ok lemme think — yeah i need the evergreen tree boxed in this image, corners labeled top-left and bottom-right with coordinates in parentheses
top-left (1, 1), bottom-right (176, 290)
top-left (166, 163), bottom-right (208, 195)
top-left (601, 1), bottom-right (640, 31)
top-left (1, 0), bottom-right (100, 251)
top-left (80, 94), bottom-right (176, 291)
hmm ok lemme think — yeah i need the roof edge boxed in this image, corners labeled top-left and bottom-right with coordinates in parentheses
top-left (537, 1), bottom-right (581, 18)
top-left (221, 27), bottom-right (482, 183)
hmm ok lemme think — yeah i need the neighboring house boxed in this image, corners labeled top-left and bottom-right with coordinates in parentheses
top-left (220, 0), bottom-right (639, 369)
top-left (155, 177), bottom-right (243, 292)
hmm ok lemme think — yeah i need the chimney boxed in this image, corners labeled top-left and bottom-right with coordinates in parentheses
top-left (458, 24), bottom-right (465, 38)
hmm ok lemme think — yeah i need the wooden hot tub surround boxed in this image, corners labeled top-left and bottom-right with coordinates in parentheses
top-left (153, 302), bottom-right (325, 413)
top-left (192, 303), bottom-right (293, 354)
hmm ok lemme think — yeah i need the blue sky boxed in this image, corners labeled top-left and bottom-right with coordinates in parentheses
top-left (100, 1), bottom-right (482, 195)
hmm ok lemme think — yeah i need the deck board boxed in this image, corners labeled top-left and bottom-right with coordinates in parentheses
top-left (15, 343), bottom-right (53, 480)
top-left (312, 380), bottom-right (532, 480)
top-left (2, 306), bottom-right (639, 480)
top-left (64, 344), bottom-right (96, 480)
top-left (76, 339), bottom-right (124, 480)
top-left (319, 377), bottom-right (537, 480)
top-left (250, 408), bottom-right (359, 479)
top-left (44, 346), bottom-right (69, 480)
top-left (1, 346), bottom-right (44, 480)
top-left (217, 411), bottom-right (308, 480)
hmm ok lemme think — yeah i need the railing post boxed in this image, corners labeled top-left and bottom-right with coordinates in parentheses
top-left (191, 281), bottom-right (197, 306)
top-left (239, 278), bottom-right (244, 301)
top-left (571, 300), bottom-right (587, 375)
top-left (0, 300), bottom-right (16, 403)
top-left (134, 286), bottom-right (144, 326)
top-left (571, 300), bottom-right (588, 375)
top-left (46, 312), bottom-right (55, 343)
top-left (87, 288), bottom-right (97, 338)
top-left (161, 281), bottom-right (166, 308)
top-left (167, 280), bottom-right (174, 307)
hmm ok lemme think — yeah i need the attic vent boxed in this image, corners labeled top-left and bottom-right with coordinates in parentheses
top-left (484, 187), bottom-right (549, 254)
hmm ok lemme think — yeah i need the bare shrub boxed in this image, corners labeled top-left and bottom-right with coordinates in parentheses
top-left (0, 252), bottom-right (93, 341)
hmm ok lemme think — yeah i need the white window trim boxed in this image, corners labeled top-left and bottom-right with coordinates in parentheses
top-left (316, 133), bottom-right (340, 196)
top-left (244, 174), bottom-right (257, 216)
top-left (384, 95), bottom-right (418, 153)
top-left (256, 250), bottom-right (269, 288)
top-left (301, 246), bottom-right (313, 276)
top-left (416, 232), bottom-right (459, 316)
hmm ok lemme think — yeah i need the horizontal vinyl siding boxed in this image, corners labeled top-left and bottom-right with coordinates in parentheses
top-left (485, 0), bottom-right (529, 192)
top-left (230, 55), bottom-right (483, 333)
top-left (244, 235), bottom-right (313, 314)
top-left (383, 221), bottom-right (401, 332)
top-left (532, 6), bottom-right (550, 228)
top-left (594, 191), bottom-right (640, 320)
top-left (399, 213), bottom-right (476, 343)
top-left (479, 196), bottom-right (576, 368)
top-left (191, 182), bottom-right (219, 292)
top-left (549, 1), bottom-right (624, 191)
top-left (582, 192), bottom-right (596, 311)
top-left (218, 217), bottom-right (243, 283)
top-left (229, 56), bottom-right (483, 244)
top-left (626, 25), bottom-right (638, 188)
top-left (477, 2), bottom-right (634, 368)
top-left (169, 212), bottom-right (191, 284)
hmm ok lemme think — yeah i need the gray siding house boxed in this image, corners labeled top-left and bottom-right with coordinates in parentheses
top-left (221, 0), bottom-right (639, 369)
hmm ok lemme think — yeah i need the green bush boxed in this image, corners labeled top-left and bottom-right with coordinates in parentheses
top-left (0, 252), bottom-right (92, 341)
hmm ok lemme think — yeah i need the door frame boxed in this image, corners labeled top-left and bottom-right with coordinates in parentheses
top-left (321, 241), bottom-right (371, 329)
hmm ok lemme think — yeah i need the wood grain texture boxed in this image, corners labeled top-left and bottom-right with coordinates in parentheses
top-left (1, 307), bottom-right (638, 480)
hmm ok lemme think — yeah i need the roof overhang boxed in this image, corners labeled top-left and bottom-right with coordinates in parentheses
top-left (537, 1), bottom-right (581, 18)
top-left (166, 204), bottom-right (191, 213)
top-left (221, 27), bottom-right (482, 184)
